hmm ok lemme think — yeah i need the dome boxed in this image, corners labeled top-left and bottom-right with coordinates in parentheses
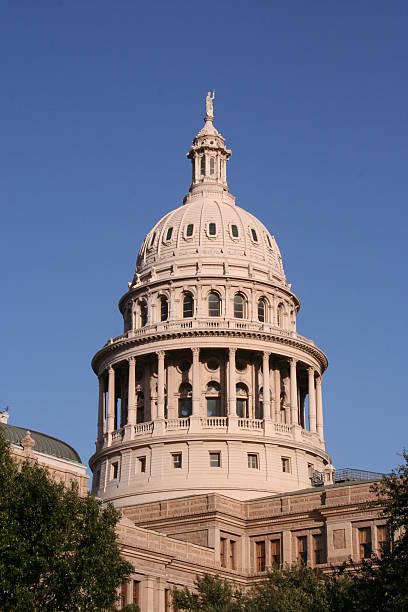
top-left (1, 423), bottom-right (82, 463)
top-left (135, 199), bottom-right (286, 282)
top-left (132, 112), bottom-right (286, 288)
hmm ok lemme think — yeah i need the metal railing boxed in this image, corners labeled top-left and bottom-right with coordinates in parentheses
top-left (334, 468), bottom-right (384, 483)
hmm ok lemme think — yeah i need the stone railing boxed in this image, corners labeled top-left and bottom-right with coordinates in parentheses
top-left (274, 423), bottom-right (291, 434)
top-left (238, 418), bottom-right (264, 430)
top-left (134, 422), bottom-right (153, 435)
top-left (111, 428), bottom-right (124, 442)
top-left (105, 319), bottom-right (315, 347)
top-left (201, 416), bottom-right (228, 428)
top-left (165, 417), bottom-right (190, 430)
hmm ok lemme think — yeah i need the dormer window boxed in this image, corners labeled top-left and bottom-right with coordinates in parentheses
top-left (186, 223), bottom-right (194, 238)
top-left (200, 155), bottom-right (206, 176)
top-left (166, 227), bottom-right (173, 241)
top-left (231, 224), bottom-right (239, 238)
top-left (209, 222), bottom-right (216, 236)
top-left (210, 158), bottom-right (215, 175)
top-left (251, 228), bottom-right (258, 243)
top-left (149, 232), bottom-right (157, 248)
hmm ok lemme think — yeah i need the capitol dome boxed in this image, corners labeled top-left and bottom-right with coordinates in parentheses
top-left (90, 100), bottom-right (333, 507)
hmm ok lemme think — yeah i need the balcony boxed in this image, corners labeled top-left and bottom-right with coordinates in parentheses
top-left (104, 318), bottom-right (316, 348)
top-left (102, 418), bottom-right (323, 450)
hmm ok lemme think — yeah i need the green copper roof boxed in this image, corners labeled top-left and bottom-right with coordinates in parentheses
top-left (1, 423), bottom-right (81, 464)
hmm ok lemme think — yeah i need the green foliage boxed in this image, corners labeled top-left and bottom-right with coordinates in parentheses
top-left (0, 432), bottom-right (132, 611)
top-left (122, 605), bottom-right (140, 612)
top-left (172, 573), bottom-right (242, 611)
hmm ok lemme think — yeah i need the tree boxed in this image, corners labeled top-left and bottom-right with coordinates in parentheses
top-left (0, 432), bottom-right (132, 611)
top-left (172, 573), bottom-right (242, 611)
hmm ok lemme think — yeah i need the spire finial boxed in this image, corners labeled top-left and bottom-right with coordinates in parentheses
top-left (205, 89), bottom-right (215, 121)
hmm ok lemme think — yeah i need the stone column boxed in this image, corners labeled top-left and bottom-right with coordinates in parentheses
top-left (263, 352), bottom-right (273, 435)
top-left (107, 366), bottom-right (115, 444)
top-left (308, 367), bottom-right (317, 432)
top-left (228, 348), bottom-right (236, 415)
top-left (127, 357), bottom-right (136, 425)
top-left (274, 367), bottom-right (281, 422)
top-left (97, 375), bottom-right (105, 441)
top-left (157, 351), bottom-right (165, 419)
top-left (153, 351), bottom-right (165, 436)
top-left (290, 358), bottom-right (298, 425)
top-left (316, 375), bottom-right (324, 440)
top-left (228, 347), bottom-right (238, 432)
top-left (190, 347), bottom-right (202, 432)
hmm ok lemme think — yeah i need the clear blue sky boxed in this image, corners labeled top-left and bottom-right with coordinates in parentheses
top-left (1, 1), bottom-right (407, 474)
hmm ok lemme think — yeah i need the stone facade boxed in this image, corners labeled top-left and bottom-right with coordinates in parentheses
top-left (88, 102), bottom-right (383, 610)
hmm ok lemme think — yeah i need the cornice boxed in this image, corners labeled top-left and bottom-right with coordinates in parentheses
top-left (91, 327), bottom-right (328, 374)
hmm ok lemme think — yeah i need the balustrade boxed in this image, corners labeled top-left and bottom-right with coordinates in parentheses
top-left (134, 422), bottom-right (153, 435)
top-left (111, 428), bottom-right (124, 442)
top-left (274, 423), bottom-right (291, 434)
top-left (238, 418), bottom-right (264, 430)
top-left (201, 416), bottom-right (228, 428)
top-left (165, 417), bottom-right (190, 430)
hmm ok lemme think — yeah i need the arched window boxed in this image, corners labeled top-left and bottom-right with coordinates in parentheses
top-left (183, 292), bottom-right (194, 318)
top-left (160, 296), bottom-right (168, 322)
top-left (200, 155), bottom-right (206, 176)
top-left (234, 293), bottom-right (246, 319)
top-left (208, 292), bottom-right (221, 317)
top-left (231, 224), bottom-right (239, 238)
top-left (258, 387), bottom-right (264, 420)
top-left (178, 383), bottom-right (192, 418)
top-left (236, 383), bottom-right (249, 418)
top-left (206, 381), bottom-right (221, 417)
top-left (140, 302), bottom-right (148, 327)
top-left (186, 223), bottom-right (194, 237)
top-left (210, 157), bottom-right (215, 175)
top-left (137, 391), bottom-right (144, 423)
top-left (258, 298), bottom-right (266, 323)
top-left (277, 303), bottom-right (285, 328)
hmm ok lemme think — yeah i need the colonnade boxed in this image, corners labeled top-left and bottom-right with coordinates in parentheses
top-left (97, 348), bottom-right (324, 442)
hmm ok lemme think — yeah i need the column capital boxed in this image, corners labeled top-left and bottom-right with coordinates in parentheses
top-left (290, 357), bottom-right (297, 366)
top-left (263, 351), bottom-right (271, 359)
top-left (127, 356), bottom-right (135, 364)
top-left (108, 366), bottom-right (114, 375)
top-left (191, 347), bottom-right (200, 356)
top-left (308, 366), bottom-right (315, 375)
top-left (316, 374), bottom-right (322, 387)
top-left (156, 350), bottom-right (165, 358)
top-left (229, 347), bottom-right (237, 354)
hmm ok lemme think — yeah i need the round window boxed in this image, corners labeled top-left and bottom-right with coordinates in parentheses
top-left (179, 361), bottom-right (191, 373)
top-left (236, 360), bottom-right (246, 372)
top-left (207, 359), bottom-right (219, 371)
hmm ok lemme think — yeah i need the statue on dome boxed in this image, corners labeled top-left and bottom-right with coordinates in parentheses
top-left (205, 89), bottom-right (215, 118)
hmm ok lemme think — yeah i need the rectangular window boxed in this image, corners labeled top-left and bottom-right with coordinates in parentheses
top-left (256, 541), bottom-right (266, 572)
top-left (270, 539), bottom-right (281, 567)
top-left (359, 527), bottom-right (372, 559)
top-left (172, 453), bottom-right (182, 469)
top-left (229, 540), bottom-right (236, 570)
top-left (248, 453), bottom-right (259, 469)
top-left (166, 227), bottom-right (173, 241)
top-left (209, 452), bottom-right (221, 467)
top-left (208, 222), bottom-right (217, 236)
top-left (111, 461), bottom-right (119, 480)
top-left (281, 457), bottom-right (291, 473)
top-left (220, 537), bottom-right (226, 567)
top-left (313, 534), bottom-right (323, 565)
top-left (138, 456), bottom-right (146, 473)
top-left (133, 581), bottom-right (140, 606)
top-left (297, 536), bottom-right (307, 564)
top-left (377, 525), bottom-right (390, 556)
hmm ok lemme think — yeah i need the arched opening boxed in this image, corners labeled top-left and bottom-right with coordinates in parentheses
top-left (210, 157), bottom-right (215, 175)
top-left (208, 292), bottom-right (221, 317)
top-left (277, 303), bottom-right (285, 328)
top-left (183, 292), bottom-right (194, 318)
top-left (258, 298), bottom-right (267, 323)
top-left (140, 301), bottom-right (148, 327)
top-left (160, 296), bottom-right (168, 322)
top-left (206, 381), bottom-right (221, 417)
top-left (234, 293), bottom-right (246, 319)
top-left (200, 155), bottom-right (206, 176)
top-left (258, 387), bottom-right (264, 420)
top-left (136, 391), bottom-right (144, 423)
top-left (178, 383), bottom-right (192, 418)
top-left (236, 383), bottom-right (249, 418)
